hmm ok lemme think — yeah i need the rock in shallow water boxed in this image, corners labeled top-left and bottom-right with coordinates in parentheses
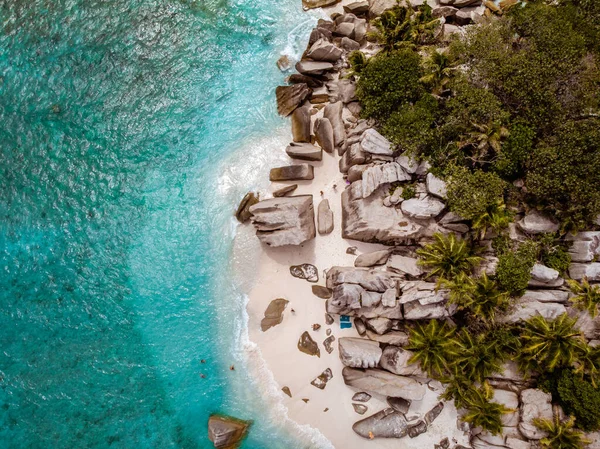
top-left (353, 403), bottom-right (368, 415)
top-left (290, 263), bottom-right (319, 282)
top-left (208, 415), bottom-right (251, 449)
top-left (298, 331), bottom-right (320, 357)
top-left (353, 408), bottom-right (408, 439)
top-left (387, 396), bottom-right (411, 414)
top-left (235, 191), bottom-right (259, 223)
top-left (260, 298), bottom-right (289, 332)
top-left (354, 249), bottom-right (391, 267)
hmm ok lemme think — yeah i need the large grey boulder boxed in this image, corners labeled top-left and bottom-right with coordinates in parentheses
top-left (339, 337), bottom-right (382, 368)
top-left (567, 232), bottom-right (600, 262)
top-left (318, 199), bottom-right (334, 235)
top-left (235, 192), bottom-right (259, 223)
top-left (355, 249), bottom-right (392, 267)
top-left (303, 0), bottom-right (340, 9)
top-left (493, 389), bottom-right (519, 427)
top-left (306, 38), bottom-right (343, 62)
top-left (285, 143), bottom-right (322, 161)
top-left (332, 283), bottom-right (363, 310)
top-left (353, 408), bottom-right (408, 439)
top-left (500, 299), bottom-right (566, 324)
top-left (295, 60), bottom-right (334, 76)
top-left (208, 415), bottom-right (250, 449)
top-left (400, 282), bottom-right (447, 305)
top-left (519, 389), bottom-right (553, 440)
top-left (521, 290), bottom-right (569, 303)
top-left (401, 196), bottom-right (445, 219)
top-left (361, 162), bottom-right (411, 199)
top-left (380, 346), bottom-right (425, 376)
top-left (342, 367), bottom-right (426, 400)
top-left (369, 0), bottom-right (398, 16)
top-left (327, 266), bottom-right (398, 292)
top-left (518, 210), bottom-right (560, 234)
top-left (338, 79), bottom-right (357, 104)
top-left (388, 255), bottom-right (423, 277)
top-left (365, 316), bottom-right (391, 333)
top-left (361, 128), bottom-right (393, 156)
top-left (426, 173), bottom-right (447, 199)
top-left (291, 106), bottom-right (311, 143)
top-left (269, 164), bottom-right (314, 181)
top-left (324, 101), bottom-right (346, 147)
top-left (570, 263), bottom-right (600, 281)
top-left (314, 117), bottom-right (334, 153)
top-left (249, 195), bottom-right (315, 247)
top-left (276, 84), bottom-right (311, 116)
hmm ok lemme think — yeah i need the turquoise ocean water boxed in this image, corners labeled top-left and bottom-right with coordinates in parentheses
top-left (0, 1), bottom-right (322, 448)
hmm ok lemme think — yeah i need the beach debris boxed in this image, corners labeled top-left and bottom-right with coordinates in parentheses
top-left (290, 263), bottom-right (319, 283)
top-left (272, 184), bottom-right (298, 198)
top-left (208, 415), bottom-right (251, 449)
top-left (354, 249), bottom-right (392, 268)
top-left (234, 192), bottom-right (259, 223)
top-left (230, 365), bottom-right (235, 371)
top-left (353, 404), bottom-right (368, 415)
top-left (312, 323), bottom-right (321, 331)
top-left (298, 331), bottom-right (320, 357)
top-left (276, 55), bottom-right (291, 72)
top-left (311, 368), bottom-right (333, 389)
top-left (312, 285), bottom-right (332, 299)
top-left (326, 328), bottom-right (332, 336)
top-left (352, 392), bottom-right (371, 403)
top-left (323, 335), bottom-right (336, 354)
top-left (302, 398), bottom-right (309, 403)
top-left (260, 298), bottom-right (289, 332)
top-left (201, 359), bottom-right (206, 363)
top-left (282, 386), bottom-right (292, 398)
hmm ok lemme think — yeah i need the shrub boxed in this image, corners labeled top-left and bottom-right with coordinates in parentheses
top-left (417, 233), bottom-right (481, 280)
top-left (568, 277), bottom-right (600, 318)
top-left (526, 119), bottom-right (600, 230)
top-left (535, 233), bottom-right (572, 274)
top-left (518, 314), bottom-right (586, 374)
top-left (407, 319), bottom-right (459, 378)
top-left (401, 184), bottom-right (416, 200)
top-left (540, 368), bottom-right (600, 431)
top-left (347, 51), bottom-right (368, 76)
top-left (496, 240), bottom-right (538, 296)
top-left (356, 50), bottom-right (424, 121)
top-left (445, 166), bottom-right (507, 221)
top-left (471, 200), bottom-right (513, 240)
top-left (419, 50), bottom-right (454, 95)
top-left (382, 94), bottom-right (439, 156)
top-left (453, 329), bottom-right (506, 383)
top-left (461, 382), bottom-right (513, 435)
top-left (493, 122), bottom-right (536, 179)
top-left (442, 273), bottom-right (511, 322)
top-left (535, 415), bottom-right (590, 449)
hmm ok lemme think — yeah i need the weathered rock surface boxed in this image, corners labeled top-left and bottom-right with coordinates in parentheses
top-left (387, 396), bottom-right (411, 414)
top-left (433, 5), bottom-right (458, 17)
top-left (369, 0), bottom-right (398, 16)
top-left (493, 389), bottom-right (519, 427)
top-left (400, 281), bottom-right (447, 305)
top-left (327, 266), bottom-right (398, 292)
top-left (344, 0), bottom-right (369, 14)
top-left (425, 402), bottom-right (444, 425)
top-left (388, 255), bottom-right (423, 277)
top-left (567, 231), bottom-right (600, 262)
top-left (298, 331), bottom-right (320, 357)
top-left (314, 117), bottom-right (335, 153)
top-left (407, 420), bottom-right (427, 438)
top-left (361, 162), bottom-right (411, 199)
top-left (353, 408), bottom-right (408, 439)
top-left (570, 263), bottom-right (600, 281)
top-left (401, 196), bottom-right (445, 219)
top-left (311, 368), bottom-right (333, 389)
top-left (324, 101), bottom-right (345, 147)
top-left (208, 415), bottom-right (250, 449)
top-left (342, 367), bottom-right (426, 400)
top-left (261, 298), bottom-right (289, 332)
top-left (353, 392), bottom-right (372, 402)
top-left (501, 299), bottom-right (566, 324)
top-left (519, 389), bottom-right (552, 440)
top-left (290, 263), bottom-right (319, 282)
top-left (272, 184), bottom-right (298, 197)
top-left (286, 143), bottom-right (322, 161)
top-left (235, 192), bottom-right (259, 223)
top-left (426, 173), bottom-right (447, 199)
top-left (339, 337), bottom-right (382, 368)
top-left (323, 335), bottom-right (335, 354)
top-left (318, 199), bottom-right (334, 235)
top-left (353, 403), bottom-right (368, 415)
top-left (366, 330), bottom-right (409, 346)
top-left (312, 285), bottom-right (332, 299)
top-left (306, 38), bottom-right (343, 62)
top-left (518, 210), bottom-right (560, 234)
top-left (291, 106), bottom-right (311, 143)
top-left (276, 84), bottom-right (311, 116)
top-left (455, 5), bottom-right (485, 25)
top-left (302, 0), bottom-right (340, 9)
top-left (355, 249), bottom-right (392, 267)
top-left (249, 195), bottom-right (315, 247)
top-left (361, 128), bottom-right (393, 156)
top-left (380, 346), bottom-right (425, 376)
top-left (296, 60), bottom-right (334, 76)
top-left (269, 164), bottom-right (314, 181)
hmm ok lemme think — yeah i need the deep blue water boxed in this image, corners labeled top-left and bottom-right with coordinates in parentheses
top-left (0, 1), bottom-right (318, 447)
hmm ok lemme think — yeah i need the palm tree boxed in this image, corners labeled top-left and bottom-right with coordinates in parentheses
top-left (439, 369), bottom-right (474, 409)
top-left (417, 233), bottom-right (482, 281)
top-left (347, 51), bottom-right (368, 78)
top-left (453, 329), bottom-right (506, 383)
top-left (471, 200), bottom-right (513, 240)
top-left (461, 381), bottom-right (513, 436)
top-left (442, 273), bottom-right (511, 322)
top-left (467, 121), bottom-right (509, 163)
top-left (534, 415), bottom-right (591, 449)
top-left (406, 319), bottom-right (460, 378)
top-left (518, 314), bottom-right (587, 374)
top-left (568, 277), bottom-right (600, 318)
top-left (419, 50), bottom-right (454, 95)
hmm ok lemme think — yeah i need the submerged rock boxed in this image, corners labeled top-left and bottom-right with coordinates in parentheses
top-left (306, 38), bottom-right (343, 62)
top-left (282, 386), bottom-right (292, 397)
top-left (249, 195), bottom-right (315, 247)
top-left (518, 210), bottom-right (560, 234)
top-left (354, 249), bottom-right (391, 267)
top-left (353, 408), bottom-right (408, 439)
top-left (235, 192), bottom-right (259, 223)
top-left (298, 331), bottom-right (320, 357)
top-left (290, 263), bottom-right (319, 282)
top-left (338, 337), bottom-right (382, 368)
top-left (291, 106), bottom-right (311, 143)
top-left (260, 298), bottom-right (289, 332)
top-left (208, 415), bottom-right (251, 449)
top-left (296, 60), bottom-right (334, 76)
top-left (276, 84), bottom-right (311, 116)
top-left (302, 0), bottom-right (341, 9)
top-left (311, 368), bottom-right (333, 390)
